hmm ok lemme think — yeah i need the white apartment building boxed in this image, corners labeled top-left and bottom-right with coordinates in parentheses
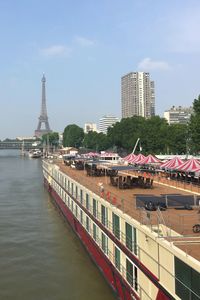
top-left (121, 72), bottom-right (155, 119)
top-left (164, 106), bottom-right (193, 125)
top-left (84, 123), bottom-right (97, 133)
top-left (99, 115), bottom-right (119, 134)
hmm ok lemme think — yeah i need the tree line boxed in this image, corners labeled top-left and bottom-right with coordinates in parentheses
top-left (49, 95), bottom-right (200, 155)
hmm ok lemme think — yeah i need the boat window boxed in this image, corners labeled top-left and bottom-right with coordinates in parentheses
top-left (101, 232), bottom-right (108, 255)
top-left (80, 189), bottom-right (83, 204)
top-left (71, 200), bottom-right (74, 212)
top-left (115, 246), bottom-right (121, 271)
top-left (86, 193), bottom-right (90, 210)
top-left (93, 198), bottom-right (97, 218)
top-left (126, 258), bottom-right (133, 287)
top-left (175, 257), bottom-right (200, 300)
top-left (101, 205), bottom-right (108, 227)
top-left (71, 182), bottom-right (74, 196)
top-left (86, 216), bottom-right (90, 232)
top-left (65, 193), bottom-right (67, 204)
top-left (112, 213), bottom-right (120, 239)
top-left (68, 180), bottom-right (70, 192)
top-left (93, 223), bottom-right (97, 241)
top-left (125, 222), bottom-right (137, 255)
top-left (80, 210), bottom-right (83, 224)
top-left (93, 223), bottom-right (99, 243)
top-left (134, 266), bottom-right (138, 291)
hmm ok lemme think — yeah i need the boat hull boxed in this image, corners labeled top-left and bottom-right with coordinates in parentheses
top-left (44, 178), bottom-right (141, 300)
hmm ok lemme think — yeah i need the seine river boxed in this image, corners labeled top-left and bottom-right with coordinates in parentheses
top-left (0, 150), bottom-right (116, 300)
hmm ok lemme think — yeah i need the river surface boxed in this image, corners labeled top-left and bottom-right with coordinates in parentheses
top-left (0, 150), bottom-right (116, 300)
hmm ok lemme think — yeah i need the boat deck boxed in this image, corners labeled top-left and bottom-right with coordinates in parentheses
top-left (55, 160), bottom-right (200, 261)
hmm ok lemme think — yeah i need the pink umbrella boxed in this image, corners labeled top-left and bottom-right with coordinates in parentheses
top-left (140, 154), bottom-right (161, 165)
top-left (100, 152), bottom-right (119, 157)
top-left (160, 156), bottom-right (184, 170)
top-left (132, 153), bottom-right (146, 164)
top-left (123, 153), bottom-right (137, 163)
top-left (193, 166), bottom-right (200, 173)
top-left (84, 152), bottom-right (100, 157)
top-left (176, 157), bottom-right (200, 172)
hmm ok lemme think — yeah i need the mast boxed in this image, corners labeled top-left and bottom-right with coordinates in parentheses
top-left (132, 138), bottom-right (140, 154)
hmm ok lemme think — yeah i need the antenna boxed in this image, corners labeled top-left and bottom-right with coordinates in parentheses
top-left (132, 138), bottom-right (140, 154)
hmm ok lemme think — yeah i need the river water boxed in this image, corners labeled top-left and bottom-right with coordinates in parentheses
top-left (0, 150), bottom-right (116, 300)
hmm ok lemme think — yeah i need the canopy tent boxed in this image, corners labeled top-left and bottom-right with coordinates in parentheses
top-left (83, 152), bottom-right (100, 157)
top-left (176, 157), bottom-right (200, 172)
top-left (193, 166), bottom-right (200, 173)
top-left (160, 156), bottom-right (184, 170)
top-left (122, 153), bottom-right (137, 163)
top-left (131, 154), bottom-right (146, 164)
top-left (139, 154), bottom-right (161, 165)
top-left (100, 152), bottom-right (119, 158)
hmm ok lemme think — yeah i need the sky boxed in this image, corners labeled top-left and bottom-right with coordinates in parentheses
top-left (0, 0), bottom-right (200, 139)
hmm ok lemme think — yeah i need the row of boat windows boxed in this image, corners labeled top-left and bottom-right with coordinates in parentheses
top-left (46, 168), bottom-right (177, 296)
top-left (44, 165), bottom-right (200, 300)
top-left (52, 179), bottom-right (138, 293)
top-left (53, 170), bottom-right (138, 256)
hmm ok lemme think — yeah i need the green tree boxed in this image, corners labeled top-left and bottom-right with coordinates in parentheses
top-left (166, 124), bottom-right (187, 154)
top-left (107, 116), bottom-right (146, 152)
top-left (83, 131), bottom-right (110, 151)
top-left (141, 116), bottom-right (169, 154)
top-left (42, 132), bottom-right (59, 146)
top-left (95, 132), bottom-right (110, 151)
top-left (63, 124), bottom-right (84, 147)
top-left (189, 95), bottom-right (200, 153)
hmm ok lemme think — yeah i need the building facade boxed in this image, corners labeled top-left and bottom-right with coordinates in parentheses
top-left (99, 116), bottom-right (119, 134)
top-left (164, 106), bottom-right (193, 125)
top-left (84, 123), bottom-right (97, 134)
top-left (121, 72), bottom-right (155, 119)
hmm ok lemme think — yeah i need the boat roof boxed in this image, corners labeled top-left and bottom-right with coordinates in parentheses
top-left (55, 160), bottom-right (200, 262)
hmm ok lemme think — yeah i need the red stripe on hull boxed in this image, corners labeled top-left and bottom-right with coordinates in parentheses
top-left (156, 290), bottom-right (170, 300)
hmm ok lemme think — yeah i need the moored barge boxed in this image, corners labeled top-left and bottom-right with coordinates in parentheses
top-left (43, 158), bottom-right (200, 300)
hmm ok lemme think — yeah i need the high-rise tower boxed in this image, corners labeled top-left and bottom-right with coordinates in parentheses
top-left (121, 72), bottom-right (155, 119)
top-left (35, 75), bottom-right (52, 138)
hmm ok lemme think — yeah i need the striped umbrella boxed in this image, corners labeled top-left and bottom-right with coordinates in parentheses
top-left (132, 154), bottom-right (146, 164)
top-left (123, 153), bottom-right (137, 163)
top-left (140, 154), bottom-right (161, 165)
top-left (176, 157), bottom-right (200, 172)
top-left (160, 156), bottom-right (184, 170)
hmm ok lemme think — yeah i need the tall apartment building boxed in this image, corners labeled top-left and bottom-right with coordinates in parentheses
top-left (84, 123), bottom-right (97, 133)
top-left (164, 106), bottom-right (193, 125)
top-left (121, 72), bottom-right (155, 119)
top-left (99, 115), bottom-right (119, 134)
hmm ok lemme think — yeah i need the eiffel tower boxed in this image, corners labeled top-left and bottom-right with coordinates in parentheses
top-left (35, 75), bottom-right (52, 138)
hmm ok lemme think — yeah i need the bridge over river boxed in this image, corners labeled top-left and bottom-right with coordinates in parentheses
top-left (0, 141), bottom-right (43, 150)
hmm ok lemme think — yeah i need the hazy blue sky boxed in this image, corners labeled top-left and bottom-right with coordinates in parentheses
top-left (0, 0), bottom-right (200, 139)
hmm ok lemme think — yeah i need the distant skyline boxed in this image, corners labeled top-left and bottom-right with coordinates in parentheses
top-left (0, 0), bottom-right (200, 139)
